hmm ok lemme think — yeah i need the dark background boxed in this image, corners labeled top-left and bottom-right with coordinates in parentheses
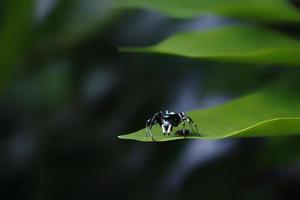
top-left (2, 0), bottom-right (300, 199)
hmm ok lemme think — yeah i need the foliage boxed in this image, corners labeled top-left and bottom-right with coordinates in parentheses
top-left (2, 0), bottom-right (300, 199)
top-left (120, 25), bottom-right (300, 65)
top-left (120, 0), bottom-right (300, 22)
top-left (118, 0), bottom-right (300, 141)
top-left (119, 82), bottom-right (300, 141)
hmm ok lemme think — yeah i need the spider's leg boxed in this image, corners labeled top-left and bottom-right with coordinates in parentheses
top-left (182, 120), bottom-right (186, 134)
top-left (145, 127), bottom-right (152, 138)
top-left (145, 119), bottom-right (150, 136)
top-left (161, 125), bottom-right (166, 135)
top-left (167, 125), bottom-right (172, 135)
top-left (179, 114), bottom-right (186, 134)
top-left (146, 125), bottom-right (155, 141)
top-left (145, 119), bottom-right (152, 138)
top-left (145, 116), bottom-right (157, 141)
top-left (187, 116), bottom-right (200, 136)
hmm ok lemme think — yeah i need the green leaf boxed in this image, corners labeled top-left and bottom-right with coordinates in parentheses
top-left (120, 25), bottom-right (300, 65)
top-left (119, 0), bottom-right (300, 22)
top-left (258, 136), bottom-right (300, 168)
top-left (0, 0), bottom-right (35, 91)
top-left (118, 85), bottom-right (300, 142)
top-left (41, 0), bottom-right (117, 47)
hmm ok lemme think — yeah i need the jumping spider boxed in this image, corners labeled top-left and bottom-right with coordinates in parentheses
top-left (145, 110), bottom-right (199, 140)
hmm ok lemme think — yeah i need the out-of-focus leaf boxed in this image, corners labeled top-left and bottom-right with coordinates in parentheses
top-left (0, 0), bottom-right (35, 91)
top-left (120, 25), bottom-right (300, 65)
top-left (40, 0), bottom-right (117, 47)
top-left (8, 61), bottom-right (73, 111)
top-left (119, 84), bottom-right (300, 142)
top-left (119, 0), bottom-right (300, 22)
top-left (258, 136), bottom-right (300, 168)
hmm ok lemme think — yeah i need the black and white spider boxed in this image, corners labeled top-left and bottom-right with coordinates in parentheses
top-left (145, 110), bottom-right (199, 140)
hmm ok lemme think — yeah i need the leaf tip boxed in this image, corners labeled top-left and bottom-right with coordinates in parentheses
top-left (117, 135), bottom-right (126, 139)
top-left (118, 46), bottom-right (152, 53)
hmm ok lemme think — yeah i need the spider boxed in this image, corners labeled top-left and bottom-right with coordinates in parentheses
top-left (145, 110), bottom-right (199, 140)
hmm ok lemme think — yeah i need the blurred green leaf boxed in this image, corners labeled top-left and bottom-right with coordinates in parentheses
top-left (8, 61), bottom-right (73, 111)
top-left (119, 84), bottom-right (300, 142)
top-left (41, 0), bottom-right (117, 47)
top-left (0, 0), bottom-right (35, 91)
top-left (258, 136), bottom-right (300, 168)
top-left (120, 25), bottom-right (300, 65)
top-left (120, 0), bottom-right (300, 22)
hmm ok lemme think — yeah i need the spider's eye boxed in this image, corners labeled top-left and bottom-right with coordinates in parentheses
top-left (163, 115), bottom-right (170, 119)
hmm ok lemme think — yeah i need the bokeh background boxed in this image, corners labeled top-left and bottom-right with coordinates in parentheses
top-left (2, 0), bottom-right (300, 199)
